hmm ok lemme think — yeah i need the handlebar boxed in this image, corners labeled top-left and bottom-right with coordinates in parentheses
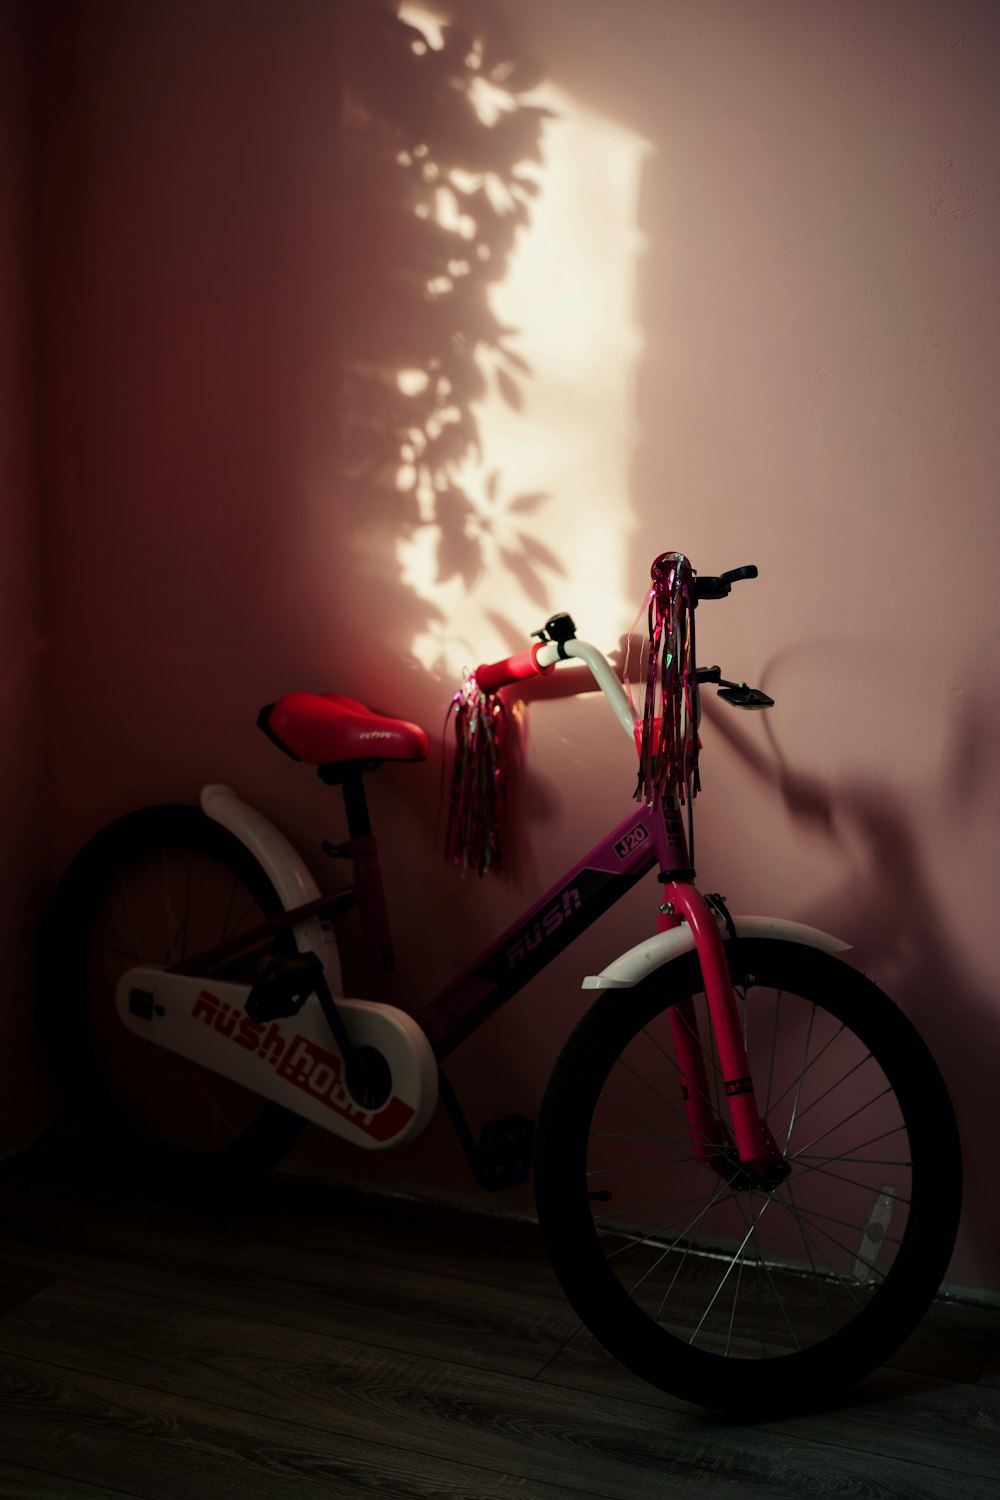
top-left (471, 559), bottom-right (766, 739)
top-left (474, 641), bottom-right (555, 695)
top-left (474, 637), bottom-right (636, 739)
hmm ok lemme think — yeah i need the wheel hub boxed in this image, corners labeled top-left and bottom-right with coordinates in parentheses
top-left (715, 1149), bottom-right (792, 1193)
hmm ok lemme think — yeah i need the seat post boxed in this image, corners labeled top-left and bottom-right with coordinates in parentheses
top-left (342, 771), bottom-right (372, 840)
top-left (337, 770), bottom-right (398, 1004)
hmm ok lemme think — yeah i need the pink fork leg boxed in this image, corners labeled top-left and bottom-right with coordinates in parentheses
top-left (660, 885), bottom-right (775, 1166)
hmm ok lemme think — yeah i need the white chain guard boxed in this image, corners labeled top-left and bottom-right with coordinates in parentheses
top-left (115, 968), bottom-right (438, 1149)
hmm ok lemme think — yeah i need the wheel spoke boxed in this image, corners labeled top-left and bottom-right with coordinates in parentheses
top-left (590, 1130), bottom-right (691, 1142)
top-left (791, 1157), bottom-right (912, 1204)
top-left (588, 1156), bottom-right (694, 1178)
top-left (626, 1176), bottom-right (738, 1304)
top-left (183, 1058), bottom-right (241, 1143)
top-left (735, 1189), bottom-right (803, 1354)
top-left (684, 1200), bottom-right (781, 1347)
top-left (626, 1020), bottom-right (719, 1128)
top-left (765, 989), bottom-right (782, 1115)
top-left (770, 1196), bottom-right (887, 1282)
top-left (768, 1196), bottom-right (872, 1309)
top-left (597, 1086), bottom-right (680, 1143)
top-left (665, 1002), bottom-right (727, 1125)
top-left (600, 1194), bottom-right (734, 1263)
top-left (790, 1090), bottom-right (900, 1161)
top-left (113, 870), bottom-right (143, 958)
top-left (767, 1014), bottom-right (845, 1123)
top-left (611, 1053), bottom-right (726, 1154)
top-left (782, 1002), bottom-right (817, 1151)
top-left (163, 854), bottom-right (216, 966)
top-left (782, 1047), bottom-right (877, 1129)
top-left (783, 1181), bottom-right (838, 1337)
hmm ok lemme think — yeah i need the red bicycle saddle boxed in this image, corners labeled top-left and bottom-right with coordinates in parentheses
top-left (258, 692), bottom-right (429, 767)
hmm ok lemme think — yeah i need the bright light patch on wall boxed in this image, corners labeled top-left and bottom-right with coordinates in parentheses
top-left (395, 10), bottom-right (651, 675)
top-left (399, 1), bottom-right (445, 51)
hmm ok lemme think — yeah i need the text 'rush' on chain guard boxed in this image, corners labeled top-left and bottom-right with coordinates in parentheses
top-left (115, 968), bottom-right (438, 1148)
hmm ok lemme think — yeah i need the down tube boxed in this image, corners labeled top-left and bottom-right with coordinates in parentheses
top-left (418, 810), bottom-right (659, 1060)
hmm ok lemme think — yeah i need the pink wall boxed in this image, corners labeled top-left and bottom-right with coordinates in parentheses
top-left (37, 1), bottom-right (1000, 1290)
top-left (0, 2), bottom-right (56, 1154)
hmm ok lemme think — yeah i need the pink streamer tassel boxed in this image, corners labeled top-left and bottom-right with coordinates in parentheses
top-left (634, 552), bottom-right (700, 809)
top-left (443, 676), bottom-right (508, 877)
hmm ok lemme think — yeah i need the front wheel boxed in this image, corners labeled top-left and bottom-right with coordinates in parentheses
top-left (534, 940), bottom-right (962, 1413)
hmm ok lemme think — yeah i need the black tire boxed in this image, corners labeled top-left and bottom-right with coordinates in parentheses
top-left (534, 940), bottom-right (962, 1413)
top-left (36, 805), bottom-right (309, 1188)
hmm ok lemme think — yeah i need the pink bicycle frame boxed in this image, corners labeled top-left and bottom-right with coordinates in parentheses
top-left (412, 794), bottom-right (775, 1168)
top-left (180, 786), bottom-right (777, 1169)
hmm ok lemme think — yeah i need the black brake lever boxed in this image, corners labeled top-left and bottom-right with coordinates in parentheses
top-left (694, 565), bottom-right (758, 603)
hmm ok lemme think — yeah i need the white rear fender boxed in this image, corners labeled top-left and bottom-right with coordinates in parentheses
top-left (200, 783), bottom-right (342, 994)
top-left (583, 916), bottom-right (851, 991)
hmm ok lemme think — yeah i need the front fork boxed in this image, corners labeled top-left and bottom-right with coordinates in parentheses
top-left (659, 882), bottom-right (784, 1175)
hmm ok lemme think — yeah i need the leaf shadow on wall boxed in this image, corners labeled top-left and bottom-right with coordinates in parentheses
top-left (336, 1), bottom-right (559, 654)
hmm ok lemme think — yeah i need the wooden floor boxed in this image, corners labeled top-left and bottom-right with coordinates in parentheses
top-left (0, 1139), bottom-right (998, 1500)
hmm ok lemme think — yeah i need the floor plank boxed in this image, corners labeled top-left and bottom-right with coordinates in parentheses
top-left (884, 1297), bottom-right (1000, 1384)
top-left (0, 1276), bottom-right (692, 1500)
top-left (0, 1171), bottom-right (566, 1301)
top-left (537, 1315), bottom-right (1000, 1475)
top-left (0, 1188), bottom-right (575, 1380)
top-left (0, 1462), bottom-right (147, 1500)
top-left (2, 1339), bottom-right (995, 1500)
top-left (0, 1169), bottom-right (998, 1500)
top-left (0, 1353), bottom-right (584, 1500)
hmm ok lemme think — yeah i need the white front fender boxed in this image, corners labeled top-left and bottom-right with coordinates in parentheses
top-left (583, 916), bottom-right (851, 992)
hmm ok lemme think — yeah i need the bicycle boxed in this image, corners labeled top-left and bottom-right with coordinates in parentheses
top-left (36, 552), bottom-right (962, 1413)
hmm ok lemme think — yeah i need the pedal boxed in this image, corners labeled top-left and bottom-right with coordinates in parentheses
top-left (244, 953), bottom-right (323, 1023)
top-left (475, 1115), bottom-right (534, 1191)
top-left (717, 682), bottom-right (774, 710)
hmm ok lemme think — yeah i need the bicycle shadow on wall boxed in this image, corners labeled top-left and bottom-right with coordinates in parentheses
top-left (334, 0), bottom-right (561, 674)
top-left (704, 687), bottom-right (1000, 1292)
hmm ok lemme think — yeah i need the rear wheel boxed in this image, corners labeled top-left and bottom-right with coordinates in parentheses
top-left (36, 805), bottom-right (310, 1187)
top-left (534, 940), bottom-right (962, 1412)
